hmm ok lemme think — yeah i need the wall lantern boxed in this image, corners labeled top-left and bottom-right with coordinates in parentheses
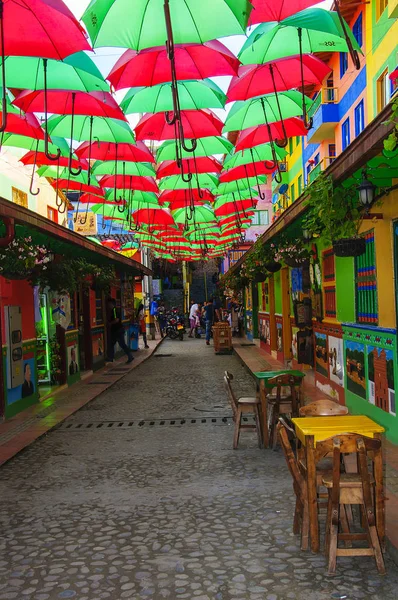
top-left (358, 169), bottom-right (376, 212)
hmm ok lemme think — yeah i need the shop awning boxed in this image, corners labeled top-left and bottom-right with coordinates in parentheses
top-left (0, 196), bottom-right (152, 277)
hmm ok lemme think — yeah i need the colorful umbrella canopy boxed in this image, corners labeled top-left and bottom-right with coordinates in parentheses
top-left (214, 199), bottom-right (256, 217)
top-left (135, 109), bottom-right (224, 141)
top-left (0, 53), bottom-right (108, 91)
top-left (46, 115), bottom-right (135, 143)
top-left (104, 190), bottom-right (159, 204)
top-left (223, 91), bottom-right (312, 132)
top-left (92, 160), bottom-right (156, 177)
top-left (216, 190), bottom-right (258, 204)
top-left (82, 0), bottom-right (251, 50)
top-left (107, 41), bottom-right (240, 90)
top-left (156, 156), bottom-right (222, 178)
top-left (121, 80), bottom-right (226, 114)
top-left (1, 133), bottom-right (70, 154)
top-left (99, 174), bottom-right (159, 193)
top-left (224, 143), bottom-right (287, 168)
top-left (20, 151), bottom-right (88, 170)
top-left (158, 188), bottom-right (215, 204)
top-left (159, 173), bottom-right (219, 191)
top-left (173, 204), bottom-right (216, 225)
top-left (248, 0), bottom-right (322, 25)
top-left (235, 118), bottom-right (307, 151)
top-left (227, 55), bottom-right (331, 101)
top-left (220, 162), bottom-right (273, 183)
top-left (37, 165), bottom-right (100, 186)
top-left (75, 140), bottom-right (154, 163)
top-left (131, 207), bottom-right (175, 228)
top-left (216, 176), bottom-right (267, 195)
top-left (0, 109), bottom-right (46, 139)
top-left (157, 136), bottom-right (233, 161)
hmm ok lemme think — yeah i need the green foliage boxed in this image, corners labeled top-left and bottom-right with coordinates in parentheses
top-left (0, 237), bottom-right (50, 279)
top-left (49, 334), bottom-right (63, 385)
top-left (383, 96), bottom-right (398, 152)
top-left (36, 258), bottom-right (94, 294)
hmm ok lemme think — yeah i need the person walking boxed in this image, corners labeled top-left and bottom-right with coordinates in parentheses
top-left (107, 297), bottom-right (134, 364)
top-left (203, 299), bottom-right (214, 346)
top-left (188, 300), bottom-right (199, 338)
top-left (137, 303), bottom-right (149, 349)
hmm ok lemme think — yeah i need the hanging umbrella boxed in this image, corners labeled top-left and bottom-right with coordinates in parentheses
top-left (131, 207), bottom-right (175, 228)
top-left (216, 190), bottom-right (258, 204)
top-left (99, 174), bottom-right (159, 193)
top-left (159, 173), bottom-right (218, 191)
top-left (107, 41), bottom-right (240, 90)
top-left (135, 109), bottom-right (223, 141)
top-left (20, 150), bottom-right (88, 171)
top-left (227, 55), bottom-right (331, 101)
top-left (216, 176), bottom-right (267, 196)
top-left (157, 136), bottom-right (233, 161)
top-left (0, 53), bottom-right (108, 92)
top-left (46, 115), bottom-right (135, 143)
top-left (220, 162), bottom-right (273, 183)
top-left (173, 204), bottom-right (216, 225)
top-left (37, 165), bottom-right (101, 186)
top-left (224, 143), bottom-right (287, 169)
top-left (248, 0), bottom-right (322, 25)
top-left (158, 188), bottom-right (214, 204)
top-left (92, 204), bottom-right (130, 220)
top-left (75, 140), bottom-right (154, 163)
top-left (157, 157), bottom-right (222, 178)
top-left (1, 133), bottom-right (70, 154)
top-left (214, 199), bottom-right (256, 217)
top-left (82, 0), bottom-right (251, 50)
top-left (0, 106), bottom-right (46, 140)
top-left (104, 189), bottom-right (159, 204)
top-left (121, 80), bottom-right (226, 114)
top-left (235, 117), bottom-right (307, 151)
top-left (92, 160), bottom-right (155, 177)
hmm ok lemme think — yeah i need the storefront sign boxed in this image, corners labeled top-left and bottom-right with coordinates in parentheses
top-left (73, 212), bottom-right (97, 235)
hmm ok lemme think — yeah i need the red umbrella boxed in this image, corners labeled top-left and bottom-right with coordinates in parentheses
top-left (49, 180), bottom-right (102, 195)
top-left (75, 140), bottom-right (155, 163)
top-left (107, 41), bottom-right (240, 90)
top-left (220, 162), bottom-right (274, 183)
top-left (248, 0), bottom-right (322, 25)
top-left (132, 208), bottom-right (175, 228)
top-left (99, 174), bottom-right (159, 193)
top-left (227, 55), bottom-right (331, 101)
top-left (235, 117), bottom-right (307, 151)
top-left (1, 110), bottom-right (46, 139)
top-left (161, 198), bottom-right (208, 210)
top-left (13, 90), bottom-right (126, 121)
top-left (157, 156), bottom-right (222, 178)
top-left (79, 193), bottom-right (120, 205)
top-left (135, 109), bottom-right (224, 141)
top-left (101, 239), bottom-right (121, 251)
top-left (219, 215), bottom-right (254, 228)
top-left (159, 188), bottom-right (214, 204)
top-left (21, 150), bottom-right (88, 171)
top-left (215, 200), bottom-right (256, 217)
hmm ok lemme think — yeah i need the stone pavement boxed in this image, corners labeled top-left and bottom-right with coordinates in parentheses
top-left (0, 337), bottom-right (397, 600)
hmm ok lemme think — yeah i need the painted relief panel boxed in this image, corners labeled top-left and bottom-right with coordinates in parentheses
top-left (345, 341), bottom-right (366, 400)
top-left (328, 336), bottom-right (344, 387)
top-left (315, 332), bottom-right (328, 378)
top-left (368, 347), bottom-right (396, 415)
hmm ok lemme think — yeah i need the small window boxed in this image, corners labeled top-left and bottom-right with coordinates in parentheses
top-left (328, 144), bottom-right (336, 158)
top-left (376, 0), bottom-right (388, 20)
top-left (47, 206), bottom-right (58, 223)
top-left (289, 138), bottom-right (294, 155)
top-left (342, 118), bottom-right (350, 150)
top-left (290, 183), bottom-right (295, 203)
top-left (377, 68), bottom-right (389, 112)
top-left (314, 153), bottom-right (320, 166)
top-left (251, 210), bottom-right (269, 226)
top-left (355, 231), bottom-right (378, 324)
top-left (340, 53), bottom-right (348, 78)
top-left (12, 187), bottom-right (28, 208)
top-left (354, 100), bottom-right (365, 136)
top-left (298, 175), bottom-right (303, 195)
top-left (352, 13), bottom-right (363, 48)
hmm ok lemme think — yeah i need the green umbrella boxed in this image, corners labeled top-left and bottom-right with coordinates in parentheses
top-left (215, 190), bottom-right (257, 203)
top-left (157, 136), bottom-right (233, 162)
top-left (223, 91), bottom-right (312, 132)
top-left (104, 190), bottom-right (159, 205)
top-left (160, 173), bottom-right (219, 191)
top-left (86, 236), bottom-right (102, 244)
top-left (45, 115), bottom-right (135, 143)
top-left (173, 204), bottom-right (216, 225)
top-left (91, 203), bottom-right (130, 219)
top-left (82, 0), bottom-right (251, 50)
top-left (216, 176), bottom-right (267, 195)
top-left (1, 133), bottom-right (70, 155)
top-left (121, 79), bottom-right (226, 114)
top-left (37, 165), bottom-right (101, 187)
top-left (92, 160), bottom-right (155, 177)
top-left (0, 53), bottom-right (109, 91)
top-left (224, 143), bottom-right (287, 169)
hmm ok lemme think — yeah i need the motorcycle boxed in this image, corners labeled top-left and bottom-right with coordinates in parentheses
top-left (165, 309), bottom-right (185, 341)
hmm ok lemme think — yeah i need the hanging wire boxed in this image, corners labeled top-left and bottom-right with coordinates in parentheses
top-left (268, 64), bottom-right (288, 147)
top-left (297, 28), bottom-right (313, 130)
top-left (68, 93), bottom-right (82, 176)
top-left (260, 97), bottom-right (283, 184)
top-left (249, 148), bottom-right (265, 199)
top-left (42, 59), bottom-right (61, 161)
top-left (29, 138), bottom-right (40, 196)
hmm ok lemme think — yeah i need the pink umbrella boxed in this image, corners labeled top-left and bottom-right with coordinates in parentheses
top-left (157, 156), bottom-right (222, 178)
top-left (75, 140), bottom-right (155, 163)
top-left (99, 174), bottom-right (159, 193)
top-left (249, 0), bottom-right (323, 25)
top-left (135, 109), bottom-right (224, 141)
top-left (235, 117), bottom-right (307, 151)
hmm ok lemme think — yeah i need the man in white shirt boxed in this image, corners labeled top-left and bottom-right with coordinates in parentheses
top-left (188, 300), bottom-right (199, 338)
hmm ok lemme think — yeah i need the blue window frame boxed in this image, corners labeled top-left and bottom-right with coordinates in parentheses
top-left (340, 53), bottom-right (348, 78)
top-left (314, 153), bottom-right (320, 166)
top-left (354, 100), bottom-right (365, 137)
top-left (352, 13), bottom-right (363, 48)
top-left (342, 118), bottom-right (350, 150)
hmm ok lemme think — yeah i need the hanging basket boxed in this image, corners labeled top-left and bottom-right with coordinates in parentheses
top-left (284, 256), bottom-right (310, 268)
top-left (265, 261), bottom-right (282, 273)
top-left (332, 237), bottom-right (366, 258)
top-left (1, 270), bottom-right (31, 280)
top-left (253, 272), bottom-right (267, 283)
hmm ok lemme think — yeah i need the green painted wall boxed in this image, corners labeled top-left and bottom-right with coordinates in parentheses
top-left (274, 271), bottom-right (282, 314)
top-left (336, 256), bottom-right (356, 322)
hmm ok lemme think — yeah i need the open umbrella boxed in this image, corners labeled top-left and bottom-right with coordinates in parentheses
top-left (159, 173), bottom-right (218, 191)
top-left (235, 118), bottom-right (307, 151)
top-left (92, 160), bottom-right (156, 177)
top-left (0, 104), bottom-right (46, 140)
top-left (135, 109), bottom-right (224, 141)
top-left (224, 143), bottom-right (287, 169)
top-left (173, 204), bottom-right (216, 225)
top-left (159, 188), bottom-right (214, 204)
top-left (220, 163), bottom-right (273, 183)
top-left (121, 79), bottom-right (226, 114)
top-left (157, 136), bottom-right (233, 161)
top-left (75, 140), bottom-right (154, 163)
top-left (131, 207), bottom-right (175, 229)
top-left (99, 174), bottom-right (159, 193)
top-left (20, 150), bottom-right (88, 171)
top-left (248, 0), bottom-right (322, 25)
top-left (157, 156), bottom-right (222, 178)
top-left (216, 176), bottom-right (267, 196)
top-left (107, 41), bottom-right (240, 90)
top-left (1, 133), bottom-right (70, 155)
top-left (46, 115), bottom-right (135, 144)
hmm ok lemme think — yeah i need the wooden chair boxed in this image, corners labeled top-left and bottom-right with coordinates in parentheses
top-left (299, 399), bottom-right (349, 417)
top-left (277, 419), bottom-right (309, 550)
top-left (319, 433), bottom-right (386, 576)
top-left (224, 371), bottom-right (262, 449)
top-left (267, 374), bottom-right (303, 449)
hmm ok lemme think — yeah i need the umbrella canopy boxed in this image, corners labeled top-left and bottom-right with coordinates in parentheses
top-left (215, 190), bottom-right (258, 204)
top-left (107, 41), bottom-right (240, 90)
top-left (132, 207), bottom-right (175, 228)
top-left (49, 179), bottom-right (102, 194)
top-left (1, 133), bottom-right (70, 154)
top-left (158, 188), bottom-right (214, 204)
top-left (82, 0), bottom-right (251, 50)
top-left (0, 109), bottom-right (47, 139)
top-left (214, 199), bottom-right (256, 217)
top-left (46, 115), bottom-right (135, 143)
top-left (216, 176), bottom-right (267, 195)
top-left (135, 109), bottom-right (224, 141)
top-left (223, 91), bottom-right (312, 132)
top-left (157, 136), bottom-right (233, 161)
top-left (20, 150), bottom-right (88, 170)
top-left (249, 0), bottom-right (322, 25)
top-left (75, 140), bottom-right (154, 163)
top-left (220, 162), bottom-right (273, 183)
top-left (157, 157), bottom-right (222, 178)
top-left (235, 117), bottom-right (307, 150)
top-left (0, 53), bottom-right (108, 91)
top-left (224, 143), bottom-right (287, 168)
top-left (13, 90), bottom-right (126, 120)
top-left (173, 204), bottom-right (216, 225)
top-left (104, 190), bottom-right (159, 204)
top-left (92, 160), bottom-right (156, 177)
top-left (37, 165), bottom-right (100, 186)
top-left (227, 55), bottom-right (331, 101)
top-left (121, 79), bottom-right (226, 114)
top-left (160, 173), bottom-right (219, 191)
top-left (99, 174), bottom-right (159, 193)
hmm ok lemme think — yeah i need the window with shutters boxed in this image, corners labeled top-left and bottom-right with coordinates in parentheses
top-left (322, 248), bottom-right (337, 319)
top-left (355, 231), bottom-right (378, 325)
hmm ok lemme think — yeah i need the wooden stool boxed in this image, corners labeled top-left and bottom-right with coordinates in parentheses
top-left (268, 374), bottom-right (303, 449)
top-left (322, 435), bottom-right (386, 576)
top-left (224, 371), bottom-right (262, 449)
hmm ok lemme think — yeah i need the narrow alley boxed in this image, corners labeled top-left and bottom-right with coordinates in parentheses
top-left (0, 339), bottom-right (397, 600)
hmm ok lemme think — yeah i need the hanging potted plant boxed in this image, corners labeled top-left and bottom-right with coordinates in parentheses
top-left (274, 238), bottom-right (311, 268)
top-left (0, 237), bottom-right (51, 281)
top-left (264, 244), bottom-right (282, 273)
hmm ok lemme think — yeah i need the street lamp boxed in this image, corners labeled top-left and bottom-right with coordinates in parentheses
top-left (358, 170), bottom-right (376, 212)
top-left (302, 229), bottom-right (312, 242)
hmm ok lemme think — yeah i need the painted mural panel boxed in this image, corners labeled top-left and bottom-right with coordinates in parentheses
top-left (276, 322), bottom-right (283, 353)
top-left (368, 346), bottom-right (396, 416)
top-left (315, 332), bottom-right (328, 378)
top-left (292, 326), bottom-right (299, 361)
top-left (328, 336), bottom-right (344, 387)
top-left (345, 341), bottom-right (366, 400)
top-left (7, 357), bottom-right (36, 405)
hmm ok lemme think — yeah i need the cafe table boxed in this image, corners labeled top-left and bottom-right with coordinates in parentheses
top-left (254, 370), bottom-right (305, 448)
top-left (292, 415), bottom-right (385, 553)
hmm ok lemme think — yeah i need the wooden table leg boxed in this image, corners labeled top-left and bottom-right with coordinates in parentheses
top-left (373, 433), bottom-right (385, 550)
top-left (259, 380), bottom-right (269, 449)
top-left (306, 435), bottom-right (319, 553)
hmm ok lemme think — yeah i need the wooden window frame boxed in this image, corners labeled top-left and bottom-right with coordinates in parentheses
top-left (322, 248), bottom-right (337, 320)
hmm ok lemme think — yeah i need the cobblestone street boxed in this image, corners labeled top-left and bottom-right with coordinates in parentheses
top-left (0, 339), bottom-right (397, 600)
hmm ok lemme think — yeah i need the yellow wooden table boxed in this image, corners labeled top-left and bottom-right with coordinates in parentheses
top-left (292, 415), bottom-right (385, 553)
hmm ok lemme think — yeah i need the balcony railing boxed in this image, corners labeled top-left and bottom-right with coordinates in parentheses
top-left (308, 156), bottom-right (336, 183)
top-left (308, 87), bottom-right (339, 118)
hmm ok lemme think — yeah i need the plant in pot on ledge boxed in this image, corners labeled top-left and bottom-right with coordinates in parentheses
top-left (274, 237), bottom-right (311, 268)
top-left (303, 173), bottom-right (366, 258)
top-left (0, 237), bottom-right (51, 280)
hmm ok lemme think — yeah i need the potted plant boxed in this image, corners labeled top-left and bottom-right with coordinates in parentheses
top-left (274, 238), bottom-right (311, 268)
top-left (0, 237), bottom-right (51, 280)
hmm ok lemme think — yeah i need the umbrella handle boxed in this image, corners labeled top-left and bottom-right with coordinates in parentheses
top-left (297, 29), bottom-right (314, 132)
top-left (79, 203), bottom-right (89, 225)
top-left (165, 110), bottom-right (178, 125)
top-left (268, 65), bottom-right (288, 147)
top-left (68, 94), bottom-right (82, 176)
top-left (42, 59), bottom-right (61, 162)
top-left (335, 2), bottom-right (361, 70)
top-left (0, 3), bottom-right (7, 133)
top-left (181, 136), bottom-right (197, 153)
top-left (29, 140), bottom-right (40, 196)
top-left (249, 148), bottom-right (266, 200)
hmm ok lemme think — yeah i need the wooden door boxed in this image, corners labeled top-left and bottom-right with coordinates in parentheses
top-left (268, 276), bottom-right (277, 352)
top-left (281, 267), bottom-right (292, 359)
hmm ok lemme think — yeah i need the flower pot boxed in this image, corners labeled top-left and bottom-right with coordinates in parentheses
top-left (284, 256), bottom-right (310, 268)
top-left (253, 272), bottom-right (267, 283)
top-left (332, 237), bottom-right (366, 258)
top-left (264, 261), bottom-right (282, 273)
top-left (1, 270), bottom-right (30, 280)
